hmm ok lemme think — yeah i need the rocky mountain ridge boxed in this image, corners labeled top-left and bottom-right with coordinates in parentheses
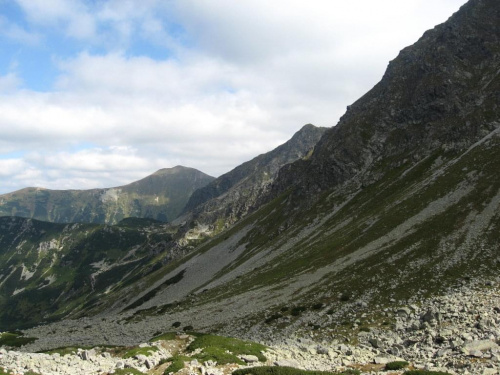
top-left (175, 124), bottom-right (327, 242)
top-left (271, 0), bottom-right (499, 200)
top-left (0, 166), bottom-right (214, 225)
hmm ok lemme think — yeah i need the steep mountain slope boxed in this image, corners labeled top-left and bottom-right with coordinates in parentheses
top-left (4, 0), bottom-right (500, 357)
top-left (0, 216), bottom-right (178, 330)
top-left (178, 124), bottom-right (327, 238)
top-left (0, 166), bottom-right (214, 225)
top-left (272, 0), bottom-right (500, 198)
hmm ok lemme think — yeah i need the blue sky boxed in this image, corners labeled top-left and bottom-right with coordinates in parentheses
top-left (0, 0), bottom-right (467, 194)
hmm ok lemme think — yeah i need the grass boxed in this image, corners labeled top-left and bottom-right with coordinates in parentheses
top-left (193, 346), bottom-right (245, 365)
top-left (0, 332), bottom-right (37, 348)
top-left (151, 332), bottom-right (177, 342)
top-left (403, 371), bottom-right (451, 375)
top-left (232, 367), bottom-right (360, 375)
top-left (113, 369), bottom-right (146, 375)
top-left (40, 346), bottom-right (93, 356)
top-left (187, 333), bottom-right (267, 362)
top-left (122, 346), bottom-right (159, 359)
top-left (163, 355), bottom-right (191, 374)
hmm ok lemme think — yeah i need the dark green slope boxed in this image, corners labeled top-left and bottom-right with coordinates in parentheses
top-left (0, 216), bottom-right (176, 330)
top-left (0, 166), bottom-right (214, 225)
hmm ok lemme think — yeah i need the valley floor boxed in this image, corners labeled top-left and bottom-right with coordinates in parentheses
top-left (1, 278), bottom-right (499, 375)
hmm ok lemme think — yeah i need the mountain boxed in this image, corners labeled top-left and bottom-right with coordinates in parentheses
top-left (177, 124), bottom-right (328, 240)
top-left (2, 1), bottom-right (500, 369)
top-left (0, 166), bottom-right (214, 225)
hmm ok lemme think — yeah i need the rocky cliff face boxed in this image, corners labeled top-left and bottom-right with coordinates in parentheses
top-left (179, 124), bottom-right (327, 236)
top-left (0, 166), bottom-right (214, 225)
top-left (272, 0), bottom-right (499, 198)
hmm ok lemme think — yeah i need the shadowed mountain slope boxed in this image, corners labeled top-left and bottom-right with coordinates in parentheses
top-left (177, 124), bottom-right (327, 239)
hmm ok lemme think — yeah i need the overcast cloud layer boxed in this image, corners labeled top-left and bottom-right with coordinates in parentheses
top-left (0, 0), bottom-right (467, 194)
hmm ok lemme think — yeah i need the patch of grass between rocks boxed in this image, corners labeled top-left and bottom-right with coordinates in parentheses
top-left (233, 367), bottom-right (360, 375)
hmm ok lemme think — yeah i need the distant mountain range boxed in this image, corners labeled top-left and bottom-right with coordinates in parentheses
top-left (0, 166), bottom-right (214, 225)
top-left (0, 0), bottom-right (499, 361)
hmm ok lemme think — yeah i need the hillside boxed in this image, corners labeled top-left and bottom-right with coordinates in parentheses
top-left (0, 166), bottom-right (214, 225)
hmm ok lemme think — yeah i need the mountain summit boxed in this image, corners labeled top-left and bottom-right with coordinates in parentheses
top-left (273, 0), bottom-right (499, 197)
top-left (0, 166), bottom-right (214, 224)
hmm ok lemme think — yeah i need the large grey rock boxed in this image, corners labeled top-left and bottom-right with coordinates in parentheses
top-left (240, 355), bottom-right (259, 363)
top-left (463, 340), bottom-right (499, 354)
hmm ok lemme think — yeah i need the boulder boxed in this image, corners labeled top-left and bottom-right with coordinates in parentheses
top-left (240, 355), bottom-right (259, 363)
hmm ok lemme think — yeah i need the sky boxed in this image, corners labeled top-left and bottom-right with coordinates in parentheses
top-left (0, 0), bottom-right (467, 194)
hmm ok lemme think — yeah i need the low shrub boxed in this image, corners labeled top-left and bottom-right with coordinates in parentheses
top-left (163, 355), bottom-right (190, 374)
top-left (233, 366), bottom-right (360, 375)
top-left (0, 332), bottom-right (37, 348)
top-left (187, 333), bottom-right (267, 362)
top-left (291, 306), bottom-right (307, 316)
top-left (311, 303), bottom-right (324, 310)
top-left (114, 369), bottom-right (146, 375)
top-left (122, 346), bottom-right (159, 359)
top-left (265, 313), bottom-right (283, 324)
top-left (403, 371), bottom-right (451, 375)
top-left (385, 361), bottom-right (408, 370)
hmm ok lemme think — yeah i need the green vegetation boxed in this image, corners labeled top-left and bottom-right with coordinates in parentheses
top-left (187, 334), bottom-right (267, 363)
top-left (0, 332), bottom-right (37, 348)
top-left (122, 346), bottom-right (159, 359)
top-left (194, 346), bottom-right (245, 365)
top-left (233, 367), bottom-right (360, 375)
top-left (290, 306), bottom-right (308, 316)
top-left (403, 371), bottom-right (451, 375)
top-left (40, 346), bottom-right (93, 356)
top-left (113, 369), bottom-right (146, 375)
top-left (163, 355), bottom-right (191, 374)
top-left (385, 361), bottom-right (409, 370)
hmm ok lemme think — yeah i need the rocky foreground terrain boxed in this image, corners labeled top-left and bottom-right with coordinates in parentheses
top-left (1, 277), bottom-right (499, 375)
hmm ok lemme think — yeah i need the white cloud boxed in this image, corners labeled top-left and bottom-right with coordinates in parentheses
top-left (0, 16), bottom-right (42, 45)
top-left (15, 0), bottom-right (96, 39)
